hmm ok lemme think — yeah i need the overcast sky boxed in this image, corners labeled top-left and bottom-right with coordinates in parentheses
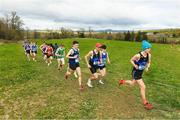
top-left (0, 0), bottom-right (180, 30)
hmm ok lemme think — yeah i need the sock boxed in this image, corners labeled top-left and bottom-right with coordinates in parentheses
top-left (143, 99), bottom-right (148, 105)
top-left (119, 80), bottom-right (125, 84)
top-left (88, 79), bottom-right (91, 83)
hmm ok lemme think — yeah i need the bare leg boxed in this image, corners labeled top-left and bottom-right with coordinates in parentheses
top-left (57, 59), bottom-right (60, 69)
top-left (87, 73), bottom-right (99, 88)
top-left (33, 53), bottom-right (36, 61)
top-left (74, 71), bottom-right (78, 78)
top-left (125, 79), bottom-right (136, 86)
top-left (99, 68), bottom-right (106, 84)
top-left (65, 66), bottom-right (74, 79)
top-left (27, 54), bottom-right (30, 61)
top-left (76, 67), bottom-right (82, 86)
top-left (60, 59), bottom-right (65, 70)
top-left (136, 79), bottom-right (147, 104)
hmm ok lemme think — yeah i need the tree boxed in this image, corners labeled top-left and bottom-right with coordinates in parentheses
top-left (0, 11), bottom-right (24, 40)
top-left (33, 30), bottom-right (40, 39)
top-left (142, 32), bottom-right (148, 40)
top-left (60, 27), bottom-right (74, 38)
top-left (131, 31), bottom-right (135, 41)
top-left (25, 27), bottom-right (30, 39)
top-left (77, 28), bottom-right (85, 38)
top-left (136, 31), bottom-right (142, 42)
top-left (125, 31), bottom-right (131, 41)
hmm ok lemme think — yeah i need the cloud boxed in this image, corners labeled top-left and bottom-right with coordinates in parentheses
top-left (0, 0), bottom-right (180, 30)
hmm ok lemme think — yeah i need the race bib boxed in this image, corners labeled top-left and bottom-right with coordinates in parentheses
top-left (93, 61), bottom-right (99, 65)
top-left (75, 58), bottom-right (79, 63)
top-left (138, 65), bottom-right (145, 70)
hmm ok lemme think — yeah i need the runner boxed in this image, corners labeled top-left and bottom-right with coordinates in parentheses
top-left (55, 44), bottom-right (65, 70)
top-left (65, 41), bottom-right (83, 90)
top-left (85, 43), bottom-right (102, 88)
top-left (45, 43), bottom-right (54, 66)
top-left (40, 42), bottom-right (48, 62)
top-left (119, 40), bottom-right (153, 110)
top-left (31, 42), bottom-right (38, 62)
top-left (98, 44), bottom-right (111, 84)
top-left (24, 42), bottom-right (31, 61)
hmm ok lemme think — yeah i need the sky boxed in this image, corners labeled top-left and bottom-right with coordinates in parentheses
top-left (0, 0), bottom-right (180, 30)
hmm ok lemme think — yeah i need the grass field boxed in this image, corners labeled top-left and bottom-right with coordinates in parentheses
top-left (0, 38), bottom-right (180, 119)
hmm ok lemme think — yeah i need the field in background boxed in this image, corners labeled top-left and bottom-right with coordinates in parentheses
top-left (0, 38), bottom-right (179, 119)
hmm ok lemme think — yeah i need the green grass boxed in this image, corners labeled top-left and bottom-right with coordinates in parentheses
top-left (0, 38), bottom-right (179, 119)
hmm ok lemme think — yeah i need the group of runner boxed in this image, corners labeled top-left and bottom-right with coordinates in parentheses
top-left (64, 41), bottom-right (111, 90)
top-left (23, 41), bottom-right (38, 61)
top-left (23, 40), bottom-right (153, 110)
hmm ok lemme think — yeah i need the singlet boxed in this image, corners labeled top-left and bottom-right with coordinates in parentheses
top-left (47, 47), bottom-right (53, 56)
top-left (99, 52), bottom-right (107, 66)
top-left (31, 44), bottom-right (37, 51)
top-left (89, 50), bottom-right (100, 66)
top-left (25, 44), bottom-right (31, 51)
top-left (69, 48), bottom-right (80, 64)
top-left (56, 47), bottom-right (65, 58)
top-left (134, 52), bottom-right (149, 70)
top-left (42, 45), bottom-right (47, 53)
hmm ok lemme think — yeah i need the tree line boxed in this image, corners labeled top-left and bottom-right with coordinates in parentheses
top-left (0, 11), bottom-right (24, 40)
top-left (0, 11), bottom-right (180, 44)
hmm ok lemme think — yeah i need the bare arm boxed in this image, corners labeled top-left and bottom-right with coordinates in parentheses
top-left (130, 54), bottom-right (140, 69)
top-left (107, 52), bottom-right (111, 64)
top-left (85, 51), bottom-right (93, 68)
top-left (39, 44), bottom-right (43, 50)
top-left (66, 49), bottom-right (76, 59)
top-left (99, 51), bottom-right (103, 64)
top-left (55, 48), bottom-right (59, 56)
top-left (146, 53), bottom-right (151, 71)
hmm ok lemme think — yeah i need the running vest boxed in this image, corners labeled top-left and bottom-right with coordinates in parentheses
top-left (47, 47), bottom-right (53, 56)
top-left (25, 44), bottom-right (31, 50)
top-left (31, 45), bottom-right (37, 51)
top-left (134, 52), bottom-right (149, 70)
top-left (99, 52), bottom-right (107, 66)
top-left (89, 50), bottom-right (100, 66)
top-left (56, 47), bottom-right (65, 58)
top-left (42, 45), bottom-right (47, 53)
top-left (69, 48), bottom-right (79, 64)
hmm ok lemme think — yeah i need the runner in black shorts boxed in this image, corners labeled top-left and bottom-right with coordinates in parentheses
top-left (65, 41), bottom-right (83, 90)
top-left (45, 44), bottom-right (54, 66)
top-left (98, 44), bottom-right (111, 84)
top-left (132, 68), bottom-right (143, 80)
top-left (24, 42), bottom-right (31, 61)
top-left (85, 43), bottom-right (102, 88)
top-left (40, 42), bottom-right (48, 62)
top-left (119, 40), bottom-right (153, 110)
top-left (31, 42), bottom-right (38, 62)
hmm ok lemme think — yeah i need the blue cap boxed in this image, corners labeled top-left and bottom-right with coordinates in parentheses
top-left (142, 40), bottom-right (152, 50)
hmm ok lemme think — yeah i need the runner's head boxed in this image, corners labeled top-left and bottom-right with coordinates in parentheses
top-left (95, 43), bottom-right (102, 51)
top-left (47, 44), bottom-right (50, 47)
top-left (100, 44), bottom-right (107, 51)
top-left (72, 41), bottom-right (79, 49)
top-left (142, 40), bottom-right (152, 53)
